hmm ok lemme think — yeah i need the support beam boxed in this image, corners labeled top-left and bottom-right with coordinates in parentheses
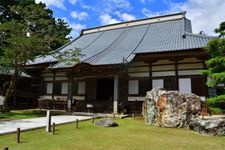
top-left (113, 75), bottom-right (119, 113)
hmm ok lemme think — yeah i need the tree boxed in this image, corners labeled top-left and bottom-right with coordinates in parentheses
top-left (0, 0), bottom-right (71, 111)
top-left (0, 0), bottom-right (19, 23)
top-left (0, 0), bottom-right (18, 55)
top-left (202, 21), bottom-right (225, 114)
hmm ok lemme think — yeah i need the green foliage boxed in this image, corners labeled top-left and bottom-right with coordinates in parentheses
top-left (209, 107), bottom-right (224, 114)
top-left (0, 1), bottom-right (72, 67)
top-left (203, 21), bottom-right (225, 112)
top-left (207, 95), bottom-right (225, 114)
top-left (207, 95), bottom-right (225, 107)
top-left (0, 0), bottom-right (19, 23)
top-left (215, 21), bottom-right (225, 37)
top-left (203, 24), bottom-right (225, 87)
top-left (0, 1), bottom-right (71, 111)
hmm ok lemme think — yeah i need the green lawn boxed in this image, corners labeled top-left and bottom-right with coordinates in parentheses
top-left (0, 109), bottom-right (67, 121)
top-left (0, 118), bottom-right (224, 150)
top-left (0, 109), bottom-right (46, 121)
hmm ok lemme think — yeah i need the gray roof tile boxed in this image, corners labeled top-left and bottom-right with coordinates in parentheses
top-left (29, 13), bottom-right (214, 68)
top-left (84, 25), bottom-right (149, 65)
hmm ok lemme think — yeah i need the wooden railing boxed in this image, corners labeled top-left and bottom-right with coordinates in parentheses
top-left (38, 99), bottom-right (67, 110)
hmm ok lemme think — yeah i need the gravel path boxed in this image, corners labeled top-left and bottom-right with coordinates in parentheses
top-left (0, 115), bottom-right (91, 135)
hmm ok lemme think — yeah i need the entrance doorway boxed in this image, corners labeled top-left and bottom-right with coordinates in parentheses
top-left (96, 78), bottom-right (114, 101)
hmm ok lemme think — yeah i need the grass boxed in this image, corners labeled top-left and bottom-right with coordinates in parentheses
top-left (0, 109), bottom-right (46, 121)
top-left (0, 118), bottom-right (225, 150)
top-left (0, 109), bottom-right (67, 121)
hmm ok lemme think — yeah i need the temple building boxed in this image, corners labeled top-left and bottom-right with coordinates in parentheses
top-left (25, 12), bottom-right (214, 113)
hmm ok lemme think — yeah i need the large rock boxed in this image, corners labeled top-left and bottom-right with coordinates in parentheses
top-left (189, 118), bottom-right (225, 136)
top-left (95, 119), bottom-right (119, 127)
top-left (142, 88), bottom-right (201, 128)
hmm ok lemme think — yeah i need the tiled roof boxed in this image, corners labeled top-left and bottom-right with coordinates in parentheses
top-left (27, 12), bottom-right (214, 69)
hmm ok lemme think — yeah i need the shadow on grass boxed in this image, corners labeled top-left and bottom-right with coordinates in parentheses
top-left (0, 110), bottom-right (46, 121)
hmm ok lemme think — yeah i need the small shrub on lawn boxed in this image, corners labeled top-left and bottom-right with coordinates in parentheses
top-left (207, 95), bottom-right (225, 114)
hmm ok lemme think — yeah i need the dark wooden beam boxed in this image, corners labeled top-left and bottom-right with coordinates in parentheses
top-left (134, 49), bottom-right (208, 62)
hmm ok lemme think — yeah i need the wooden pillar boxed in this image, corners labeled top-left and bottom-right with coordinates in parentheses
top-left (13, 95), bottom-right (16, 109)
top-left (149, 62), bottom-right (152, 89)
top-left (67, 78), bottom-right (73, 112)
top-left (46, 110), bottom-right (51, 132)
top-left (175, 60), bottom-right (179, 90)
top-left (113, 75), bottom-right (119, 113)
top-left (51, 71), bottom-right (56, 99)
top-left (202, 59), bottom-right (208, 97)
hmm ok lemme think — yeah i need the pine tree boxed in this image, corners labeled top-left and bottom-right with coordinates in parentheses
top-left (0, 0), bottom-right (71, 111)
top-left (203, 21), bottom-right (225, 114)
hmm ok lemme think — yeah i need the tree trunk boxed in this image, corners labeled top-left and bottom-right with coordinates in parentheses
top-left (2, 66), bottom-right (21, 112)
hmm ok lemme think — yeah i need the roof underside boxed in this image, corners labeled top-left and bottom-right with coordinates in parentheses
top-left (28, 13), bottom-right (213, 69)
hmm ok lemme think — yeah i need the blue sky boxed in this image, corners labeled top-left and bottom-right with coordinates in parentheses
top-left (35, 0), bottom-right (225, 38)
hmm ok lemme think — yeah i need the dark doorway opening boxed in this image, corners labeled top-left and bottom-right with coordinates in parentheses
top-left (96, 78), bottom-right (114, 101)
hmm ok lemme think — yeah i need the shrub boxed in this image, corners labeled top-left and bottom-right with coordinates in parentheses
top-left (209, 107), bottom-right (224, 114)
top-left (207, 95), bottom-right (225, 114)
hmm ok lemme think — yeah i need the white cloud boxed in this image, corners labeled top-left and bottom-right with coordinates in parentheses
top-left (68, 0), bottom-right (77, 5)
top-left (35, 0), bottom-right (65, 9)
top-left (61, 17), bottom-right (86, 38)
top-left (141, 0), bottom-right (225, 35)
top-left (165, 0), bottom-right (225, 35)
top-left (140, 0), bottom-right (154, 4)
top-left (141, 8), bottom-right (168, 18)
top-left (141, 8), bottom-right (154, 17)
top-left (101, 0), bottom-right (131, 13)
top-left (70, 23), bottom-right (86, 38)
top-left (116, 12), bottom-right (135, 21)
top-left (100, 14), bottom-right (120, 25)
top-left (111, 0), bottom-right (130, 8)
top-left (70, 11), bottom-right (89, 20)
top-left (80, 3), bottom-right (91, 9)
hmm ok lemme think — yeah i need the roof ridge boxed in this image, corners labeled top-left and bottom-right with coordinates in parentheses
top-left (185, 32), bottom-right (216, 39)
top-left (82, 12), bottom-right (186, 35)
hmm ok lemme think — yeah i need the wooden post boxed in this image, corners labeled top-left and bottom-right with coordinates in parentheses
top-left (46, 110), bottom-right (51, 132)
top-left (3, 146), bottom-right (8, 150)
top-left (76, 119), bottom-right (79, 129)
top-left (113, 113), bottom-right (116, 119)
top-left (16, 128), bottom-right (20, 143)
top-left (113, 75), bottom-right (119, 113)
top-left (92, 116), bottom-right (95, 124)
top-left (104, 114), bottom-right (107, 119)
top-left (67, 77), bottom-right (73, 112)
top-left (52, 122), bottom-right (55, 135)
top-left (132, 113), bottom-right (135, 120)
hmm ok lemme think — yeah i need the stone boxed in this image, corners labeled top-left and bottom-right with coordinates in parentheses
top-left (95, 119), bottom-right (118, 127)
top-left (142, 88), bottom-right (201, 128)
top-left (189, 118), bottom-right (225, 136)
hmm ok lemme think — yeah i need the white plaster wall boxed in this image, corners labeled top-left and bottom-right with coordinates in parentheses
top-left (178, 70), bottom-right (201, 75)
top-left (128, 96), bottom-right (145, 101)
top-left (152, 71), bottom-right (175, 77)
top-left (129, 72), bottom-right (149, 77)
top-left (178, 63), bottom-right (203, 70)
top-left (152, 65), bottom-right (175, 71)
